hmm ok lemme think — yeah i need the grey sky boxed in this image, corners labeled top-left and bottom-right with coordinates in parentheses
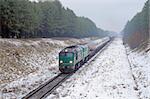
top-left (59, 0), bottom-right (147, 32)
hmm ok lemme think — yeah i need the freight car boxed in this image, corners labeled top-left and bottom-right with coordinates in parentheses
top-left (59, 37), bottom-right (110, 73)
top-left (87, 37), bottom-right (110, 59)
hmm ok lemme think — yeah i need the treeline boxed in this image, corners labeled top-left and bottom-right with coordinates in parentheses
top-left (0, 0), bottom-right (103, 38)
top-left (123, 0), bottom-right (149, 49)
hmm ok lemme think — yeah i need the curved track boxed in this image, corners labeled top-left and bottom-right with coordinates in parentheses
top-left (22, 38), bottom-right (113, 99)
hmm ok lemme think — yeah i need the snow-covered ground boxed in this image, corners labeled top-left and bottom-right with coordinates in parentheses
top-left (47, 38), bottom-right (139, 99)
top-left (126, 43), bottom-right (150, 99)
top-left (1, 38), bottom-right (149, 99)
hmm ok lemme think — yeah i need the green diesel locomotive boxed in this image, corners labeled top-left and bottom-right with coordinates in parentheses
top-left (59, 45), bottom-right (89, 73)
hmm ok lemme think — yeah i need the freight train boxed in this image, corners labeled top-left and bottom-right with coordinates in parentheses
top-left (59, 37), bottom-right (111, 73)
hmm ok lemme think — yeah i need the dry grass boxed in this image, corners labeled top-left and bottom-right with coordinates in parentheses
top-left (0, 39), bottom-right (60, 84)
top-left (0, 38), bottom-right (89, 85)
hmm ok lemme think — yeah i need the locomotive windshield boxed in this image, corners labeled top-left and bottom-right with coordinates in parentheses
top-left (60, 52), bottom-right (73, 58)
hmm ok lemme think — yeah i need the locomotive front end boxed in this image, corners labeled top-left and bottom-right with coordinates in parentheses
top-left (59, 50), bottom-right (75, 73)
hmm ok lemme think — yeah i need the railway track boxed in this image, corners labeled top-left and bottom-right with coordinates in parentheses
top-left (23, 73), bottom-right (73, 99)
top-left (125, 49), bottom-right (141, 99)
top-left (22, 38), bottom-right (113, 99)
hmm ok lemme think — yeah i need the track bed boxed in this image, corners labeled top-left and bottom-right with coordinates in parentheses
top-left (23, 39), bottom-right (112, 99)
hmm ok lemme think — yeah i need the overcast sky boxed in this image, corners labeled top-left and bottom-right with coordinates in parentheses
top-left (59, 0), bottom-right (147, 32)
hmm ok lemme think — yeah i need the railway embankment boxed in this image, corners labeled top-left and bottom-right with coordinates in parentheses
top-left (0, 38), bottom-right (91, 99)
top-left (125, 40), bottom-right (150, 99)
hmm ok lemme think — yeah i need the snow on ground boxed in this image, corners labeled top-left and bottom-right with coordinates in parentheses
top-left (126, 42), bottom-right (150, 99)
top-left (47, 38), bottom-right (138, 99)
top-left (0, 38), bottom-right (92, 99)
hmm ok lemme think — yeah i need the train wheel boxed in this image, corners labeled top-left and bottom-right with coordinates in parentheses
top-left (80, 60), bottom-right (83, 65)
top-left (82, 60), bottom-right (84, 65)
top-left (85, 57), bottom-right (88, 62)
top-left (86, 57), bottom-right (88, 62)
top-left (75, 63), bottom-right (78, 71)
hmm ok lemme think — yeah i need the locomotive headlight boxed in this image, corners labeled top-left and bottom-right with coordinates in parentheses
top-left (69, 61), bottom-right (73, 63)
top-left (60, 60), bottom-right (63, 63)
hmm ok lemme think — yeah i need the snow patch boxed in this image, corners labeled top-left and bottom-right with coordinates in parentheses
top-left (127, 47), bottom-right (150, 99)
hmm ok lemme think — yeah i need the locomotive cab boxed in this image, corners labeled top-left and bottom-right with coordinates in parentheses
top-left (59, 52), bottom-right (74, 67)
top-left (59, 45), bottom-right (89, 73)
top-left (59, 46), bottom-right (78, 73)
